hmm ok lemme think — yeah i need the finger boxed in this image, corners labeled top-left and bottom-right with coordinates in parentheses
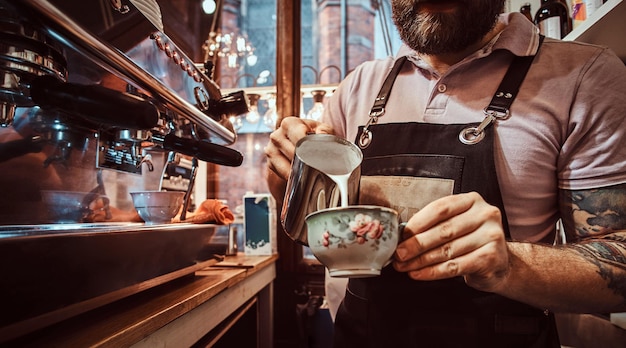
top-left (267, 117), bottom-right (334, 180)
top-left (265, 139), bottom-right (293, 180)
top-left (404, 240), bottom-right (504, 282)
top-left (266, 121), bottom-right (301, 176)
top-left (409, 192), bottom-right (479, 233)
top-left (396, 211), bottom-right (480, 263)
top-left (304, 119), bottom-right (333, 135)
top-left (280, 116), bottom-right (314, 142)
top-left (394, 228), bottom-right (479, 271)
top-left (282, 117), bottom-right (334, 139)
top-left (403, 246), bottom-right (466, 280)
top-left (271, 117), bottom-right (311, 160)
top-left (394, 215), bottom-right (506, 284)
top-left (395, 198), bottom-right (502, 262)
top-left (397, 194), bottom-right (480, 242)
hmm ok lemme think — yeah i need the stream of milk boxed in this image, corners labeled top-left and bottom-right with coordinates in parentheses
top-left (327, 173), bottom-right (350, 207)
top-left (298, 138), bottom-right (361, 208)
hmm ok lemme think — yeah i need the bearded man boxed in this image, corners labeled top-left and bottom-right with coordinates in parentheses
top-left (265, 0), bottom-right (626, 346)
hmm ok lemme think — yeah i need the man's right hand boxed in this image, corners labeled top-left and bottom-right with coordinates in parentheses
top-left (264, 116), bottom-right (334, 202)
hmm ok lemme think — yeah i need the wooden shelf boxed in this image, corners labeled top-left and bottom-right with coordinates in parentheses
top-left (3, 254), bottom-right (278, 347)
top-left (563, 0), bottom-right (626, 63)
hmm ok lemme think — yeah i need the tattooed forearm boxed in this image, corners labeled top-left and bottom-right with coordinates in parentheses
top-left (560, 184), bottom-right (626, 240)
top-left (567, 234), bottom-right (626, 302)
top-left (559, 185), bottom-right (626, 302)
top-left (568, 235), bottom-right (626, 270)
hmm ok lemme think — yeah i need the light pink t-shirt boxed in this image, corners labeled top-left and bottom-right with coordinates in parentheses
top-left (323, 13), bottom-right (626, 243)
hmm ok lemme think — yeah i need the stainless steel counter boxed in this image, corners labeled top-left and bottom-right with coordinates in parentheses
top-left (0, 222), bottom-right (228, 342)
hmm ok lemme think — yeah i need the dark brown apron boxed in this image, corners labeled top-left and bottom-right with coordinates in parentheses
top-left (333, 38), bottom-right (560, 348)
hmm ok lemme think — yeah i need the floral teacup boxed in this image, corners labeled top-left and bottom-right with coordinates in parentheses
top-left (305, 205), bottom-right (399, 278)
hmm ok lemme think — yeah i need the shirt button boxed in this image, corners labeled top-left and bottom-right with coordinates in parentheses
top-left (437, 84), bottom-right (447, 93)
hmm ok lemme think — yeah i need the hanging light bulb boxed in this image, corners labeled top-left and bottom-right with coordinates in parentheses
top-left (236, 36), bottom-right (247, 52)
top-left (263, 92), bottom-right (278, 129)
top-left (227, 54), bottom-right (238, 68)
top-left (202, 0), bottom-right (216, 14)
top-left (305, 90), bottom-right (326, 121)
top-left (256, 70), bottom-right (273, 85)
top-left (245, 93), bottom-right (261, 124)
top-left (246, 54), bottom-right (258, 66)
top-left (229, 115), bottom-right (243, 130)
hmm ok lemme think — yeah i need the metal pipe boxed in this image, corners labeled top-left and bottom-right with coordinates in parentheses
top-left (17, 0), bottom-right (236, 145)
top-left (340, 0), bottom-right (347, 76)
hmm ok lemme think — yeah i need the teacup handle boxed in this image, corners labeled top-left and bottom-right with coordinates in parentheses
top-left (399, 222), bottom-right (407, 234)
top-left (383, 222), bottom-right (407, 267)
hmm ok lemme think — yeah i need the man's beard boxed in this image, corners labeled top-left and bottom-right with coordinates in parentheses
top-left (391, 0), bottom-right (505, 55)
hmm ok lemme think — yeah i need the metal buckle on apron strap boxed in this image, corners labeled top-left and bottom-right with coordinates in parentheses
top-left (359, 107), bottom-right (384, 149)
top-left (359, 57), bottom-right (406, 150)
top-left (459, 36), bottom-right (544, 146)
top-left (458, 107), bottom-right (509, 145)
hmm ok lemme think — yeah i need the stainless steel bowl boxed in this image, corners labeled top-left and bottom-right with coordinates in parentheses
top-left (130, 191), bottom-right (185, 224)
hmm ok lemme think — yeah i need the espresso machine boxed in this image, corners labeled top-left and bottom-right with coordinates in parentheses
top-left (0, 0), bottom-right (247, 342)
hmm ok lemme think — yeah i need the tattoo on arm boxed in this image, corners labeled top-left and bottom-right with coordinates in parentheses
top-left (560, 184), bottom-right (626, 301)
top-left (560, 183), bottom-right (626, 239)
top-left (567, 234), bottom-right (626, 303)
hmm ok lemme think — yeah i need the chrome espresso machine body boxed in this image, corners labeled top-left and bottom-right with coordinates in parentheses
top-left (0, 0), bottom-right (247, 342)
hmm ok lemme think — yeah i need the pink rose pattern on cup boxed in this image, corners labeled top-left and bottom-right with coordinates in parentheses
top-left (321, 213), bottom-right (391, 250)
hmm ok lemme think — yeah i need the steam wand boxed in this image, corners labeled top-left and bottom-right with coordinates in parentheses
top-left (180, 157), bottom-right (198, 221)
top-left (158, 151), bottom-right (179, 191)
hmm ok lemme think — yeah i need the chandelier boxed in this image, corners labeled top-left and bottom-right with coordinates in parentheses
top-left (203, 31), bottom-right (257, 69)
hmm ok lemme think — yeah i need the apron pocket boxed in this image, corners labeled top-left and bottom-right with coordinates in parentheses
top-left (360, 155), bottom-right (464, 222)
top-left (362, 154), bottom-right (464, 193)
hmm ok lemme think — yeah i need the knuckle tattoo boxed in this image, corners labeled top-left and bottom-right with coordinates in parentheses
top-left (442, 243), bottom-right (453, 260)
top-left (446, 260), bottom-right (459, 276)
top-left (438, 221), bottom-right (455, 240)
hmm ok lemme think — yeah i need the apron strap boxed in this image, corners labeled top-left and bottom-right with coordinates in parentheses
top-left (461, 35), bottom-right (545, 145)
top-left (486, 35), bottom-right (545, 115)
top-left (370, 56), bottom-right (408, 117)
top-left (359, 56), bottom-right (408, 148)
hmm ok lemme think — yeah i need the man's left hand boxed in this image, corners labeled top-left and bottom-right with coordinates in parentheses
top-left (393, 191), bottom-right (510, 293)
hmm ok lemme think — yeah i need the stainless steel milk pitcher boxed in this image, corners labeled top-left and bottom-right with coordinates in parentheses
top-left (281, 134), bottom-right (363, 245)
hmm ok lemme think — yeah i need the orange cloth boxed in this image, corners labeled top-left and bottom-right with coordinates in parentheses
top-left (172, 199), bottom-right (235, 225)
